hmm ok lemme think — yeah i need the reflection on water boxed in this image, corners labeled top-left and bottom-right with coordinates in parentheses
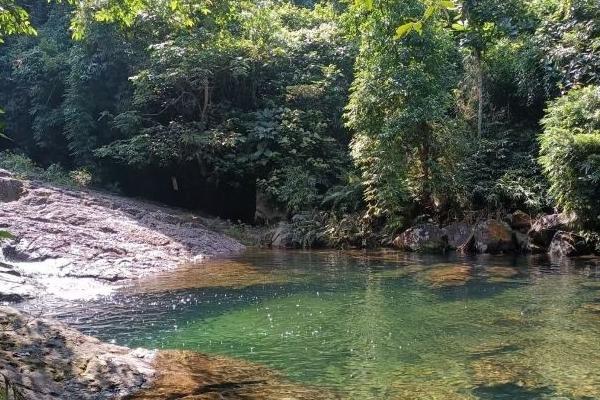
top-left (29, 250), bottom-right (600, 399)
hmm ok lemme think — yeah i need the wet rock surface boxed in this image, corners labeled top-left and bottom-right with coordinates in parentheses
top-left (0, 307), bottom-right (337, 400)
top-left (0, 171), bottom-right (244, 302)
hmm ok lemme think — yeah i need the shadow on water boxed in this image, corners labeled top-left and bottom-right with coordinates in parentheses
top-left (473, 383), bottom-right (556, 400)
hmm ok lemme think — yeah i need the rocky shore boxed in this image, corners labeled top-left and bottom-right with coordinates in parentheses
top-left (0, 170), bottom-right (245, 302)
top-left (391, 211), bottom-right (596, 256)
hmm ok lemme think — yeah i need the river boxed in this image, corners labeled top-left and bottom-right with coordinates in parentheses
top-left (21, 250), bottom-right (600, 399)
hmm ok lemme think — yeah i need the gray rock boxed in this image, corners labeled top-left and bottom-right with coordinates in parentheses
top-left (0, 177), bottom-right (25, 202)
top-left (548, 231), bottom-right (591, 257)
top-left (473, 220), bottom-right (515, 253)
top-left (393, 223), bottom-right (448, 252)
top-left (528, 213), bottom-right (574, 248)
top-left (443, 222), bottom-right (472, 249)
top-left (507, 210), bottom-right (531, 233)
top-left (0, 306), bottom-right (156, 399)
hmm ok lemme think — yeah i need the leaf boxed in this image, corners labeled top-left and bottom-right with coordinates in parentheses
top-left (395, 22), bottom-right (415, 39)
top-left (439, 0), bottom-right (455, 9)
top-left (424, 6), bottom-right (436, 20)
top-left (451, 22), bottom-right (467, 31)
top-left (413, 21), bottom-right (423, 34)
top-left (354, 0), bottom-right (374, 10)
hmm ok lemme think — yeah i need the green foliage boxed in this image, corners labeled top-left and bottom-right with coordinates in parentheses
top-left (539, 85), bottom-right (600, 227)
top-left (0, 0), bottom-right (36, 43)
top-left (458, 127), bottom-right (550, 214)
top-left (346, 0), bottom-right (462, 228)
top-left (94, 1), bottom-right (352, 214)
top-left (0, 151), bottom-right (91, 187)
top-left (534, 0), bottom-right (600, 92)
top-left (2, 0), bottom-right (600, 244)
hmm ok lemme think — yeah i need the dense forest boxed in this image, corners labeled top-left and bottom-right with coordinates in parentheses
top-left (0, 0), bottom-right (599, 249)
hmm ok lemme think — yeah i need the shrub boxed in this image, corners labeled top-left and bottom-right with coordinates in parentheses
top-left (539, 85), bottom-right (600, 227)
top-left (0, 151), bottom-right (92, 187)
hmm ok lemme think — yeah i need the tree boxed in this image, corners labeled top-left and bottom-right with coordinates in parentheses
top-left (345, 0), bottom-right (462, 225)
top-left (539, 85), bottom-right (600, 228)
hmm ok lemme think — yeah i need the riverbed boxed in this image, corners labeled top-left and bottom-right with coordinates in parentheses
top-left (19, 250), bottom-right (600, 399)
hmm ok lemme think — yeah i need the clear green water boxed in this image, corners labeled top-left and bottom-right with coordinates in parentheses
top-left (45, 250), bottom-right (600, 399)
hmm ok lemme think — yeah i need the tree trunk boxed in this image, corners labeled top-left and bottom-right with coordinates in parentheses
top-left (419, 123), bottom-right (434, 212)
top-left (200, 77), bottom-right (210, 124)
top-left (475, 50), bottom-right (483, 137)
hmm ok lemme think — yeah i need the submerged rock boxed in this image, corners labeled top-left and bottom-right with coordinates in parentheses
top-left (581, 302), bottom-right (600, 315)
top-left (470, 358), bottom-right (543, 389)
top-left (129, 259), bottom-right (290, 294)
top-left (549, 231), bottom-right (591, 257)
top-left (486, 266), bottom-right (520, 279)
top-left (131, 351), bottom-right (338, 400)
top-left (393, 224), bottom-right (448, 253)
top-left (473, 220), bottom-right (515, 254)
top-left (420, 264), bottom-right (472, 288)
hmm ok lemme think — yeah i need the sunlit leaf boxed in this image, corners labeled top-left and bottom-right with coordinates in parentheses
top-left (395, 22), bottom-right (415, 39)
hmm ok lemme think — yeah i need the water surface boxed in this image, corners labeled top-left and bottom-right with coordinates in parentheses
top-left (36, 250), bottom-right (600, 399)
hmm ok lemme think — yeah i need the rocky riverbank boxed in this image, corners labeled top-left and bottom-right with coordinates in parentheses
top-left (390, 212), bottom-right (597, 256)
top-left (0, 170), bottom-right (245, 302)
top-left (0, 307), bottom-right (336, 400)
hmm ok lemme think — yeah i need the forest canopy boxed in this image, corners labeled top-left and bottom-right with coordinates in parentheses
top-left (0, 0), bottom-right (599, 245)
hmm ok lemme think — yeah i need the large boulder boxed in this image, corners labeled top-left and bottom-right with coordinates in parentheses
top-left (528, 213), bottom-right (573, 248)
top-left (473, 220), bottom-right (515, 253)
top-left (393, 224), bottom-right (448, 253)
top-left (0, 177), bottom-right (25, 202)
top-left (507, 210), bottom-right (531, 233)
top-left (443, 222), bottom-right (472, 249)
top-left (548, 231), bottom-right (591, 257)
